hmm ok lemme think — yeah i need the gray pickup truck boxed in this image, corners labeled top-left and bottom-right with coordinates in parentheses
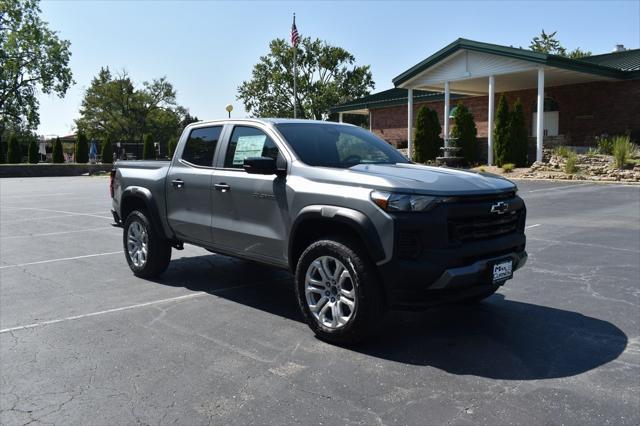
top-left (111, 119), bottom-right (527, 342)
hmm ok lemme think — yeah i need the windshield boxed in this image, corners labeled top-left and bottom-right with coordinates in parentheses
top-left (275, 123), bottom-right (409, 168)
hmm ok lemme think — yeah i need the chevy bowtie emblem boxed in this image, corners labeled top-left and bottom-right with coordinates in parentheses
top-left (490, 201), bottom-right (509, 215)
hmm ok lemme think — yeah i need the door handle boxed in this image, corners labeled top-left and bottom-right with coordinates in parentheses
top-left (214, 183), bottom-right (230, 192)
top-left (171, 179), bottom-right (184, 189)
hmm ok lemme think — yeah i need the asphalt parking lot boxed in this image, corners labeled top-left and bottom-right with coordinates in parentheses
top-left (1, 176), bottom-right (639, 425)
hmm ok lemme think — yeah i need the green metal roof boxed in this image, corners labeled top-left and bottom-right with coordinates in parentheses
top-left (579, 49), bottom-right (640, 72)
top-left (330, 88), bottom-right (465, 113)
top-left (393, 38), bottom-right (640, 86)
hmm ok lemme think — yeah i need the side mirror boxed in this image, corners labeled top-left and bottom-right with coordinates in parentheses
top-left (243, 156), bottom-right (277, 175)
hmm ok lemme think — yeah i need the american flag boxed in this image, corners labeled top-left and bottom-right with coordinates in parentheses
top-left (291, 15), bottom-right (300, 47)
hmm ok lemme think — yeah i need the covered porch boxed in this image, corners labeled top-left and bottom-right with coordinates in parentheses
top-left (393, 39), bottom-right (625, 164)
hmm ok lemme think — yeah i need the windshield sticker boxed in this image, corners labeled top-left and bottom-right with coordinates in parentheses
top-left (233, 135), bottom-right (266, 165)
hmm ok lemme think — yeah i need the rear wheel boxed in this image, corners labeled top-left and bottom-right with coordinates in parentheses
top-left (295, 237), bottom-right (385, 344)
top-left (123, 210), bottom-right (171, 278)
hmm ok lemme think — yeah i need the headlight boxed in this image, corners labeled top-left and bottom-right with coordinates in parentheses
top-left (370, 191), bottom-right (440, 212)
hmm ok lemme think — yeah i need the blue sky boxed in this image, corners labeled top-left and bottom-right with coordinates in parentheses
top-left (37, 0), bottom-right (640, 136)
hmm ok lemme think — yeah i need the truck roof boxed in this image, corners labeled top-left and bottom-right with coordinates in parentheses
top-left (186, 118), bottom-right (355, 127)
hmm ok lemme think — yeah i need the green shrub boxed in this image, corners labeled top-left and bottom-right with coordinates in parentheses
top-left (493, 94), bottom-right (510, 166)
top-left (142, 134), bottom-right (154, 160)
top-left (101, 138), bottom-right (113, 164)
top-left (586, 148), bottom-right (599, 158)
top-left (52, 137), bottom-right (64, 163)
top-left (27, 138), bottom-right (38, 164)
top-left (553, 146), bottom-right (572, 158)
top-left (612, 135), bottom-right (636, 169)
top-left (502, 163), bottom-right (515, 173)
top-left (0, 138), bottom-right (6, 163)
top-left (509, 98), bottom-right (528, 167)
top-left (7, 134), bottom-right (21, 163)
top-left (168, 136), bottom-right (178, 158)
top-left (75, 132), bottom-right (89, 163)
top-left (450, 102), bottom-right (477, 165)
top-left (414, 106), bottom-right (442, 162)
top-left (564, 151), bottom-right (578, 174)
top-left (597, 137), bottom-right (614, 155)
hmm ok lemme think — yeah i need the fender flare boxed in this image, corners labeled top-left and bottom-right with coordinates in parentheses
top-left (120, 186), bottom-right (172, 240)
top-left (288, 205), bottom-right (386, 267)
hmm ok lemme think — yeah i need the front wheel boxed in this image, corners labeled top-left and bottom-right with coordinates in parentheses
top-left (123, 210), bottom-right (171, 278)
top-left (294, 238), bottom-right (385, 344)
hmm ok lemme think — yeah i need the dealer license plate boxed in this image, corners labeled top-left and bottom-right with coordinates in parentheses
top-left (492, 259), bottom-right (513, 283)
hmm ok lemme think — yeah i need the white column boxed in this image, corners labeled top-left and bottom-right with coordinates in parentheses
top-left (338, 112), bottom-right (344, 123)
top-left (536, 67), bottom-right (545, 162)
top-left (444, 81), bottom-right (450, 147)
top-left (368, 111), bottom-right (372, 131)
top-left (407, 88), bottom-right (413, 160)
top-left (487, 75), bottom-right (495, 166)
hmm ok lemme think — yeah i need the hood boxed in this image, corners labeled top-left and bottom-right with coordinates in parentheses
top-left (345, 163), bottom-right (516, 195)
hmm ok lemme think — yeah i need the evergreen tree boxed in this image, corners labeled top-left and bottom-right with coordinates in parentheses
top-left (450, 103), bottom-right (478, 165)
top-left (421, 108), bottom-right (443, 161)
top-left (168, 136), bottom-right (178, 158)
top-left (0, 138), bottom-right (6, 163)
top-left (413, 106), bottom-right (429, 162)
top-left (101, 138), bottom-right (113, 164)
top-left (509, 98), bottom-right (528, 166)
top-left (52, 137), bottom-right (64, 163)
top-left (7, 134), bottom-right (21, 163)
top-left (142, 134), bottom-right (154, 159)
top-left (75, 132), bottom-right (89, 163)
top-left (493, 95), bottom-right (510, 166)
top-left (28, 137), bottom-right (38, 164)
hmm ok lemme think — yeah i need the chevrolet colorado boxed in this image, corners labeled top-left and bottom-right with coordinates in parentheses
top-left (111, 119), bottom-right (527, 342)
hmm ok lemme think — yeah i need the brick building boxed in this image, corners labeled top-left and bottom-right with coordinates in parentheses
top-left (331, 39), bottom-right (640, 164)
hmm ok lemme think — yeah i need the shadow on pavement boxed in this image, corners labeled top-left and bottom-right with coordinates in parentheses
top-left (152, 254), bottom-right (627, 381)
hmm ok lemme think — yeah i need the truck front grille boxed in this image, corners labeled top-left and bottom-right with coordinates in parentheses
top-left (448, 210), bottom-right (522, 243)
top-left (396, 231), bottom-right (422, 259)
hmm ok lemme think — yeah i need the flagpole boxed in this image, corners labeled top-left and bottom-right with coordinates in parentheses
top-left (293, 13), bottom-right (297, 119)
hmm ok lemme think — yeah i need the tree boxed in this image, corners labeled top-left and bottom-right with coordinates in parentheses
top-left (52, 137), bottom-right (63, 163)
top-left (27, 137), bottom-right (38, 163)
top-left (101, 138), bottom-right (113, 164)
top-left (142, 134), bottom-right (154, 159)
top-left (7, 134), bottom-right (21, 163)
top-left (75, 67), bottom-right (185, 148)
top-left (0, 0), bottom-right (73, 140)
top-left (530, 30), bottom-right (591, 58)
top-left (0, 138), bottom-right (6, 163)
top-left (450, 103), bottom-right (478, 165)
top-left (413, 106), bottom-right (442, 162)
top-left (509, 99), bottom-right (528, 167)
top-left (493, 95), bottom-right (510, 166)
top-left (238, 37), bottom-right (374, 119)
top-left (75, 132), bottom-right (88, 163)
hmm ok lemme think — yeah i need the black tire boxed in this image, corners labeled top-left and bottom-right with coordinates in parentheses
top-left (294, 237), bottom-right (385, 344)
top-left (123, 210), bottom-right (172, 278)
top-left (461, 285), bottom-right (500, 304)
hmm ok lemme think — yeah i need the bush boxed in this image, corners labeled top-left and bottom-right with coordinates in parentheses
top-left (553, 146), bottom-right (572, 158)
top-left (0, 138), bottom-right (6, 163)
top-left (75, 132), bottom-right (89, 163)
top-left (7, 134), bottom-right (21, 163)
top-left (52, 137), bottom-right (64, 163)
top-left (509, 98), bottom-right (528, 167)
top-left (493, 94), bottom-right (510, 166)
top-left (168, 136), bottom-right (178, 158)
top-left (101, 138), bottom-right (113, 164)
top-left (565, 151), bottom-right (578, 174)
top-left (27, 138), bottom-right (38, 164)
top-left (502, 163), bottom-right (515, 173)
top-left (597, 137), bottom-right (614, 155)
top-left (450, 103), bottom-right (477, 165)
top-left (142, 134), bottom-right (154, 160)
top-left (612, 135), bottom-right (636, 169)
top-left (414, 106), bottom-right (442, 162)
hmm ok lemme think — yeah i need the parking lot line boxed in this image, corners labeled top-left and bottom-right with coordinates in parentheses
top-left (0, 226), bottom-right (117, 240)
top-left (0, 292), bottom-right (207, 334)
top-left (0, 250), bottom-right (123, 269)
top-left (0, 207), bottom-right (112, 220)
top-left (525, 224), bottom-right (542, 230)
top-left (527, 183), bottom-right (592, 193)
top-left (0, 192), bottom-right (74, 199)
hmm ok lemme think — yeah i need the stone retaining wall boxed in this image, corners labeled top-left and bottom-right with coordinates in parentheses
top-left (0, 164), bottom-right (113, 178)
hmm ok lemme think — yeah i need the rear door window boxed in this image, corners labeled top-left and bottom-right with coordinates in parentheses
top-left (223, 126), bottom-right (279, 169)
top-left (181, 126), bottom-right (223, 167)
